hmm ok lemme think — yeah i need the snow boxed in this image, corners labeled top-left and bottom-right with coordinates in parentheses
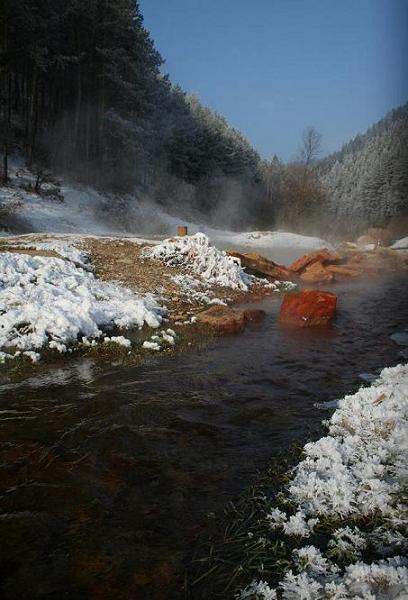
top-left (103, 336), bottom-right (132, 348)
top-left (239, 363), bottom-right (408, 599)
top-left (1, 159), bottom-right (334, 265)
top-left (142, 328), bottom-right (177, 351)
top-left (143, 233), bottom-right (297, 296)
top-left (391, 237), bottom-right (408, 250)
top-left (282, 511), bottom-right (319, 538)
top-left (287, 363), bottom-right (408, 520)
top-left (143, 233), bottom-right (253, 290)
top-left (170, 274), bottom-right (227, 306)
top-left (21, 239), bottom-right (89, 267)
top-left (0, 252), bottom-right (165, 361)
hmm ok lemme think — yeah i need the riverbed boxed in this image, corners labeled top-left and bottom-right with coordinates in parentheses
top-left (0, 275), bottom-right (407, 599)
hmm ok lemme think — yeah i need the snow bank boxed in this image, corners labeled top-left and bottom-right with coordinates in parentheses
top-left (391, 236), bottom-right (408, 250)
top-left (143, 233), bottom-right (253, 290)
top-left (288, 363), bottom-right (408, 521)
top-left (223, 230), bottom-right (334, 252)
top-left (0, 252), bottom-right (165, 362)
top-left (14, 238), bottom-right (90, 268)
top-left (239, 363), bottom-right (408, 599)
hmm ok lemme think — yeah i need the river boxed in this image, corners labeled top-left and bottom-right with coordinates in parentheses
top-left (0, 275), bottom-right (407, 599)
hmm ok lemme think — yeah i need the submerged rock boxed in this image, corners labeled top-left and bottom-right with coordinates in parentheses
top-left (279, 290), bottom-right (337, 327)
top-left (196, 305), bottom-right (265, 334)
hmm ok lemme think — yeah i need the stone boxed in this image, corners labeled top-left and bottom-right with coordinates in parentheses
top-left (196, 306), bottom-right (266, 333)
top-left (227, 251), bottom-right (295, 281)
top-left (300, 261), bottom-right (334, 283)
top-left (289, 248), bottom-right (340, 273)
top-left (196, 305), bottom-right (246, 334)
top-left (279, 290), bottom-right (337, 327)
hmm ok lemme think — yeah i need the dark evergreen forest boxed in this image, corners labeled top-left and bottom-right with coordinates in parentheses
top-left (0, 0), bottom-right (271, 227)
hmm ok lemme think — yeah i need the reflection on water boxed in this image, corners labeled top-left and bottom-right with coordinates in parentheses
top-left (0, 276), bottom-right (407, 599)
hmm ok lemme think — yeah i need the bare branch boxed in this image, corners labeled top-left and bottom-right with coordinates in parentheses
top-left (299, 126), bottom-right (322, 165)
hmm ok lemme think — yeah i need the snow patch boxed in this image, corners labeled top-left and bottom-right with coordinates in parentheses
top-left (0, 252), bottom-right (165, 360)
top-left (391, 236), bottom-right (408, 250)
top-left (143, 233), bottom-right (252, 290)
top-left (240, 363), bottom-right (408, 599)
top-left (142, 328), bottom-right (177, 351)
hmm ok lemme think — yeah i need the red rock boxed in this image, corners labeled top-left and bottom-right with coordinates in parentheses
top-left (289, 248), bottom-right (339, 273)
top-left (196, 306), bottom-right (266, 333)
top-left (279, 290), bottom-right (337, 327)
top-left (227, 251), bottom-right (295, 280)
top-left (196, 305), bottom-right (246, 334)
top-left (300, 261), bottom-right (334, 283)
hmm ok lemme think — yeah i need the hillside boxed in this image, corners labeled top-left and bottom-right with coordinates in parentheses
top-left (0, 0), bottom-right (270, 229)
top-left (319, 103), bottom-right (408, 235)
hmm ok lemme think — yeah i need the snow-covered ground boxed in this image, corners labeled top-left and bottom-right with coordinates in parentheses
top-left (392, 237), bottom-right (408, 251)
top-left (143, 233), bottom-right (296, 293)
top-left (0, 233), bottom-right (295, 363)
top-left (0, 160), bottom-right (333, 264)
top-left (0, 248), bottom-right (165, 363)
top-left (239, 363), bottom-right (408, 599)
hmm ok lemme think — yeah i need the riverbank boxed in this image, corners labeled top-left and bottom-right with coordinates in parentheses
top-left (186, 362), bottom-right (408, 599)
top-left (0, 232), bottom-right (294, 380)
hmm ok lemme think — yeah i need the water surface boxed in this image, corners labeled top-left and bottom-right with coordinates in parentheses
top-left (0, 276), bottom-right (407, 599)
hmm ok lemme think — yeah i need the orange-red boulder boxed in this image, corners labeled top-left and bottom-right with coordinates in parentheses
top-left (279, 290), bottom-right (337, 327)
top-left (196, 305), bottom-right (265, 334)
top-left (300, 261), bottom-right (334, 283)
top-left (227, 251), bottom-right (295, 281)
top-left (289, 248), bottom-right (339, 273)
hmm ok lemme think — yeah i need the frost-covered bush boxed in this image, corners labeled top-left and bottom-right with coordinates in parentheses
top-left (143, 233), bottom-right (253, 290)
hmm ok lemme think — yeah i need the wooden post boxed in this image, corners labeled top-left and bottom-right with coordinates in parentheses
top-left (177, 226), bottom-right (188, 237)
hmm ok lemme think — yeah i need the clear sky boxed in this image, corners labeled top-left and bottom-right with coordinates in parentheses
top-left (140, 0), bottom-right (408, 161)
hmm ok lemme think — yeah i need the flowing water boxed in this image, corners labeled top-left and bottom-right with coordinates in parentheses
top-left (0, 276), bottom-right (407, 599)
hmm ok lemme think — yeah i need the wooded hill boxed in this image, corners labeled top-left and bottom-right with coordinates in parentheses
top-left (318, 103), bottom-right (408, 235)
top-left (0, 0), bottom-right (269, 227)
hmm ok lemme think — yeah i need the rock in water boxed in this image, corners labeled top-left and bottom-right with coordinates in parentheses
top-left (227, 251), bottom-right (295, 281)
top-left (289, 248), bottom-right (339, 273)
top-left (196, 305), bottom-right (265, 334)
top-left (300, 261), bottom-right (334, 283)
top-left (279, 290), bottom-right (337, 327)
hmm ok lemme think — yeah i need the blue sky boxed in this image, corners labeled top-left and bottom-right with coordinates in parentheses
top-left (140, 0), bottom-right (408, 161)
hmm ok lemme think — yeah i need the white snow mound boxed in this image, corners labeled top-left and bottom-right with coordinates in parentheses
top-left (143, 232), bottom-right (252, 290)
top-left (0, 252), bottom-right (165, 361)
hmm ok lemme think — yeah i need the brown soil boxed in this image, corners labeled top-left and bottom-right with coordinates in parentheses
top-left (0, 234), bottom-right (281, 326)
top-left (0, 245), bottom-right (61, 259)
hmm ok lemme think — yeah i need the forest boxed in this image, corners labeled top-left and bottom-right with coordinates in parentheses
top-left (0, 0), bottom-right (407, 234)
